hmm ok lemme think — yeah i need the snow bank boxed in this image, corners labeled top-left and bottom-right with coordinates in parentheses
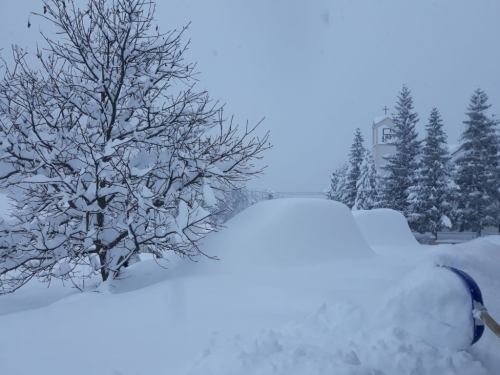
top-left (185, 301), bottom-right (488, 375)
top-left (181, 222), bottom-right (500, 375)
top-left (1, 201), bottom-right (499, 375)
top-left (430, 237), bottom-right (500, 370)
top-left (110, 254), bottom-right (181, 294)
top-left (375, 264), bottom-right (474, 350)
top-left (353, 208), bottom-right (420, 248)
top-left (199, 199), bottom-right (375, 271)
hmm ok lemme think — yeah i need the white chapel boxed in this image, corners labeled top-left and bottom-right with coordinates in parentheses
top-left (371, 116), bottom-right (396, 174)
top-left (371, 115), bottom-right (463, 173)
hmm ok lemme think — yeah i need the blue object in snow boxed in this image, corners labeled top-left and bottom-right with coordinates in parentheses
top-left (441, 265), bottom-right (485, 345)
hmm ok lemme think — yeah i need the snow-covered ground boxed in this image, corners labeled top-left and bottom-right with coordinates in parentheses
top-left (0, 199), bottom-right (499, 374)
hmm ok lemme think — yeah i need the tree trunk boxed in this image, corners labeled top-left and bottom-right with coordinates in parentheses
top-left (99, 251), bottom-right (109, 282)
top-left (96, 203), bottom-right (108, 281)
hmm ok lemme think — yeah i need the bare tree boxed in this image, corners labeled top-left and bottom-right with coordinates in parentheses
top-left (0, 0), bottom-right (269, 293)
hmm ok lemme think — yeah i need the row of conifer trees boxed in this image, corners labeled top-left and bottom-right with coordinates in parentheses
top-left (326, 86), bottom-right (499, 237)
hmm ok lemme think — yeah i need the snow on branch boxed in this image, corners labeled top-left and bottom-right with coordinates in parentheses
top-left (0, 0), bottom-right (270, 293)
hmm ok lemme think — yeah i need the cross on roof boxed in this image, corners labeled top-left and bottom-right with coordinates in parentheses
top-left (382, 106), bottom-right (389, 115)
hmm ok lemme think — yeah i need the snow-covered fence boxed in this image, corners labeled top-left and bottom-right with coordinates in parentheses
top-left (413, 232), bottom-right (433, 244)
top-left (275, 192), bottom-right (326, 199)
top-left (413, 231), bottom-right (499, 245)
top-left (435, 232), bottom-right (478, 244)
top-left (433, 232), bottom-right (498, 244)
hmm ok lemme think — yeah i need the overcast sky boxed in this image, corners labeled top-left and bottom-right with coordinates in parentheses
top-left (1, 0), bottom-right (499, 192)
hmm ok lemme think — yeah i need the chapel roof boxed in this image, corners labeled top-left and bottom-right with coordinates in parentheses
top-left (373, 116), bottom-right (392, 124)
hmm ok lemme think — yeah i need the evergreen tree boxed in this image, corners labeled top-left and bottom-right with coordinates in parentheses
top-left (325, 163), bottom-right (349, 205)
top-left (380, 85), bottom-right (421, 217)
top-left (407, 108), bottom-right (456, 235)
top-left (455, 89), bottom-right (500, 235)
top-left (345, 128), bottom-right (365, 209)
top-left (353, 149), bottom-right (380, 210)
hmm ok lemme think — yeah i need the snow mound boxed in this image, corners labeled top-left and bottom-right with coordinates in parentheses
top-left (109, 254), bottom-right (182, 294)
top-left (199, 199), bottom-right (375, 271)
top-left (1, 203), bottom-right (500, 374)
top-left (375, 264), bottom-right (474, 350)
top-left (353, 209), bottom-right (419, 248)
top-left (185, 301), bottom-right (488, 375)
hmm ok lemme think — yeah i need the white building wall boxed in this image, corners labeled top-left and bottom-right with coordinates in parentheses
top-left (371, 117), bottom-right (396, 175)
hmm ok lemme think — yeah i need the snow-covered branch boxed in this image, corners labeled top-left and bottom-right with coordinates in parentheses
top-left (0, 0), bottom-right (270, 293)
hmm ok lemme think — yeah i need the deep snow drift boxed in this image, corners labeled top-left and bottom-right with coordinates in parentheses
top-left (195, 199), bottom-right (375, 272)
top-left (375, 264), bottom-right (474, 350)
top-left (353, 209), bottom-right (423, 261)
top-left (353, 208), bottom-right (420, 248)
top-left (0, 199), bottom-right (499, 375)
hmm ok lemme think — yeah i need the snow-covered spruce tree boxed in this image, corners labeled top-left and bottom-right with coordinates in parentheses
top-left (406, 108), bottom-right (456, 235)
top-left (0, 0), bottom-right (269, 293)
top-left (325, 162), bottom-right (349, 205)
top-left (379, 85), bottom-right (420, 217)
top-left (344, 128), bottom-right (365, 209)
top-left (455, 89), bottom-right (500, 235)
top-left (353, 148), bottom-right (380, 210)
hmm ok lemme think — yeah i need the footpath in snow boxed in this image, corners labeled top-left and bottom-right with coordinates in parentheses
top-left (0, 199), bottom-right (499, 375)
